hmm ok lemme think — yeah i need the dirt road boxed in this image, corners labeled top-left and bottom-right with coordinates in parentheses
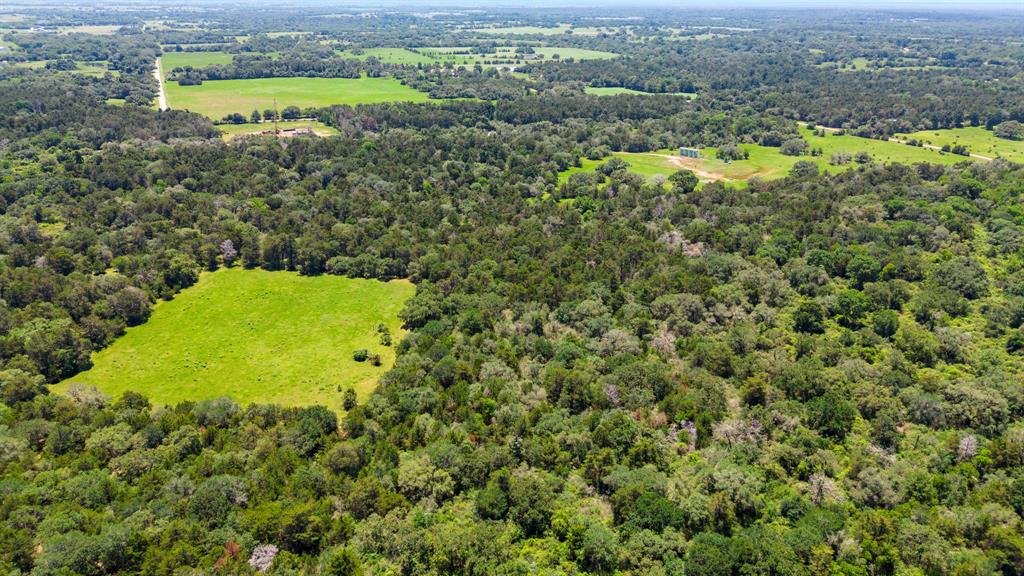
top-left (153, 58), bottom-right (167, 111)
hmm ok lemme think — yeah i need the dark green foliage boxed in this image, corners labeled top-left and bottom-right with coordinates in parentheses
top-left (806, 391), bottom-right (857, 440)
top-left (933, 257), bottom-right (989, 299)
top-left (669, 169), bottom-right (699, 194)
top-left (872, 310), bottom-right (900, 338)
top-left (793, 300), bottom-right (826, 333)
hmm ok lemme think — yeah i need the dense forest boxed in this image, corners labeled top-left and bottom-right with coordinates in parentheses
top-left (1, 4), bottom-right (1024, 576)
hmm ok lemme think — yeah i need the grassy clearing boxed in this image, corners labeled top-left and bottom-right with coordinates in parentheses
top-left (54, 268), bottom-right (415, 413)
top-left (559, 126), bottom-right (974, 186)
top-left (801, 127), bottom-right (969, 166)
top-left (585, 87), bottom-right (695, 97)
top-left (471, 24), bottom-right (618, 37)
top-left (340, 47), bottom-right (437, 65)
top-left (12, 59), bottom-right (118, 77)
top-left (59, 24), bottom-right (122, 35)
top-left (217, 120), bottom-right (339, 140)
top-left (357, 46), bottom-right (617, 68)
top-left (530, 47), bottom-right (617, 60)
top-left (472, 24), bottom-right (574, 35)
top-left (817, 57), bottom-right (871, 71)
top-left (893, 127), bottom-right (1024, 162)
top-left (164, 76), bottom-right (433, 119)
top-left (160, 51), bottom-right (234, 78)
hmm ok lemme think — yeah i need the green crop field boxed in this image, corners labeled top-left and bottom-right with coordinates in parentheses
top-left (217, 120), bottom-right (339, 140)
top-left (160, 51), bottom-right (234, 78)
top-left (53, 268), bottom-right (415, 413)
top-left (893, 126), bottom-right (1024, 162)
top-left (163, 76), bottom-right (433, 119)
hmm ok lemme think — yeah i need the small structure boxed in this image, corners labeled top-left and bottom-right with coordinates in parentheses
top-left (679, 147), bottom-right (700, 158)
top-left (279, 127), bottom-right (312, 137)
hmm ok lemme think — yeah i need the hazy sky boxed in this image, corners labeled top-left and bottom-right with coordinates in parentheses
top-left (345, 0), bottom-right (1024, 11)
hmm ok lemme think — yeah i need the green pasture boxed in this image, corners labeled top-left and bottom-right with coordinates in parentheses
top-left (353, 45), bottom-right (617, 68)
top-left (160, 51), bottom-right (234, 78)
top-left (340, 47), bottom-right (437, 65)
top-left (54, 268), bottom-right (415, 413)
top-left (217, 120), bottom-right (339, 140)
top-left (163, 76), bottom-right (433, 119)
top-left (893, 127), bottom-right (1024, 162)
top-left (559, 126), bottom-right (975, 186)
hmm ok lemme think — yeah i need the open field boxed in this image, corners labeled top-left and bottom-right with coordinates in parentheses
top-left (12, 59), bottom-right (118, 77)
top-left (800, 126), bottom-right (972, 166)
top-left (471, 24), bottom-right (621, 36)
top-left (893, 127), bottom-right (1024, 163)
top-left (560, 126), bottom-right (974, 186)
top-left (530, 47), bottom-right (617, 60)
top-left (340, 47), bottom-right (437, 65)
top-left (164, 76), bottom-right (433, 118)
top-left (351, 46), bottom-right (618, 68)
top-left (54, 268), bottom-right (415, 413)
top-left (585, 86), bottom-right (696, 97)
top-left (472, 24), bottom-right (574, 35)
top-left (160, 51), bottom-right (234, 78)
top-left (59, 24), bottom-right (122, 35)
top-left (217, 120), bottom-right (339, 140)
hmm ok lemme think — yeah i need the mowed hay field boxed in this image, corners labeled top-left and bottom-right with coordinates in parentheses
top-left (54, 268), bottom-right (415, 413)
top-left (163, 76), bottom-right (433, 118)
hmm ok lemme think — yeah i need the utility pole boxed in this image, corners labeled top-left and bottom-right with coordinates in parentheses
top-left (273, 98), bottom-right (280, 136)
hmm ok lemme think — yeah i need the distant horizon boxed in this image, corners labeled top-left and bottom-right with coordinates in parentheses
top-left (3, 0), bottom-right (1022, 12)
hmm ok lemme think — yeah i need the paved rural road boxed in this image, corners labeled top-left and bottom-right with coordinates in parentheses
top-left (154, 58), bottom-right (168, 111)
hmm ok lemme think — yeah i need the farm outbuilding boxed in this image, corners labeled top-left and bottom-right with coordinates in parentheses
top-left (679, 147), bottom-right (700, 158)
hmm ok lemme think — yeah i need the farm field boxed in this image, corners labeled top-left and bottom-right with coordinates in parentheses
top-left (217, 119), bottom-right (339, 140)
top-left (160, 51), bottom-right (234, 77)
top-left (585, 86), bottom-right (696, 97)
top-left (53, 268), bottom-right (415, 413)
top-left (560, 126), bottom-right (973, 186)
top-left (163, 76), bottom-right (433, 118)
top-left (893, 126), bottom-right (1024, 162)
